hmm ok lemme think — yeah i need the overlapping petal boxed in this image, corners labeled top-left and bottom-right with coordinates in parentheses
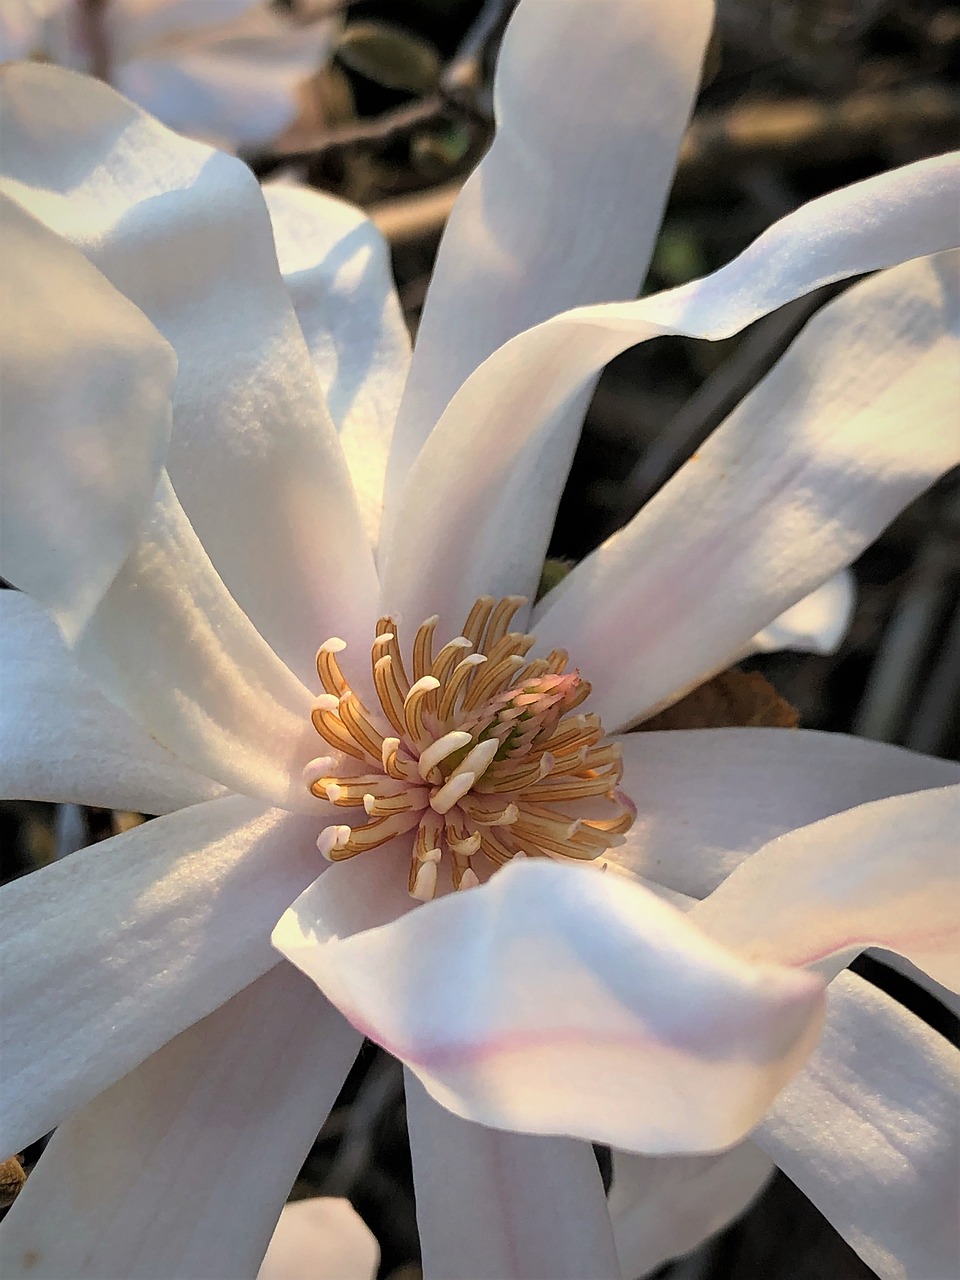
top-left (0, 965), bottom-right (361, 1280)
top-left (746, 569), bottom-right (855, 657)
top-left (275, 857), bottom-right (825, 1153)
top-left (259, 1198), bottom-right (379, 1280)
top-left (0, 796), bottom-right (329, 1156)
top-left (611, 729), bottom-right (960, 897)
top-left (382, 155), bottom-right (960, 633)
top-left (0, 193), bottom-right (175, 643)
top-left (264, 182), bottom-right (410, 547)
top-left (0, 63), bottom-right (376, 681)
top-left (692, 784), bottom-right (960, 988)
top-left (755, 973), bottom-right (960, 1280)
top-left (608, 1142), bottom-right (774, 1278)
top-left (405, 1070), bottom-right (619, 1280)
top-left (385, 0), bottom-right (713, 512)
top-left (0, 591), bottom-right (225, 813)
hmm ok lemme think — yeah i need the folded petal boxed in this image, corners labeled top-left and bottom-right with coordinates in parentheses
top-left (608, 1142), bottom-right (774, 1278)
top-left (264, 182), bottom-right (410, 547)
top-left (276, 858), bottom-right (825, 1154)
top-left (259, 1199), bottom-right (379, 1280)
top-left (117, 6), bottom-right (335, 150)
top-left (692, 785), bottom-right (960, 990)
top-left (385, 0), bottom-right (712, 511)
top-left (612, 728), bottom-right (960, 898)
top-left (405, 1069), bottom-right (619, 1280)
top-left (0, 192), bottom-right (175, 644)
top-left (754, 971), bottom-right (959, 1280)
top-left (73, 472), bottom-right (321, 810)
top-left (0, 965), bottom-right (361, 1280)
top-left (381, 154), bottom-right (960, 636)
top-left (0, 591), bottom-right (225, 813)
top-left (746, 569), bottom-right (855, 657)
top-left (0, 795), bottom-right (329, 1156)
top-left (0, 63), bottom-right (377, 682)
top-left (537, 249), bottom-right (960, 726)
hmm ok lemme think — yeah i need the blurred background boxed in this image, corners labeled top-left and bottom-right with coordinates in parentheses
top-left (2, 0), bottom-right (958, 1276)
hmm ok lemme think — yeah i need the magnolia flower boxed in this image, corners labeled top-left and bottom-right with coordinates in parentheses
top-left (1, 0), bottom-right (959, 1276)
top-left (0, 0), bottom-right (333, 150)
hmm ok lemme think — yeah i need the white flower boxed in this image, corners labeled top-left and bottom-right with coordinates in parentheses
top-left (0, 1), bottom-right (958, 1276)
top-left (0, 0), bottom-right (333, 150)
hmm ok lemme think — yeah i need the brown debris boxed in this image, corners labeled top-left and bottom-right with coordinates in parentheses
top-left (0, 1154), bottom-right (26, 1208)
top-left (639, 668), bottom-right (800, 732)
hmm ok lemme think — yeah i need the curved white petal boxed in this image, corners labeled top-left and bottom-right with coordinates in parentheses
top-left (381, 154), bottom-right (960, 635)
top-left (405, 1069), bottom-right (619, 1280)
top-left (746, 569), bottom-right (856, 658)
top-left (0, 591), bottom-right (225, 813)
top-left (692, 785), bottom-right (960, 990)
top-left (609, 1142), bottom-right (774, 1278)
top-left (0, 795), bottom-right (329, 1156)
top-left (73, 472), bottom-right (321, 810)
top-left (537, 250), bottom-right (960, 727)
top-left (384, 0), bottom-right (713, 514)
top-left (754, 972), bottom-right (959, 1280)
top-left (0, 966), bottom-right (361, 1280)
top-left (264, 182), bottom-right (410, 548)
top-left (259, 1199), bottom-right (379, 1280)
top-left (275, 858), bottom-right (824, 1154)
top-left (0, 62), bottom-right (378, 682)
top-left (117, 7), bottom-right (335, 150)
top-left (612, 729), bottom-right (960, 898)
top-left (0, 192), bottom-right (175, 644)
top-left (109, 0), bottom-right (270, 58)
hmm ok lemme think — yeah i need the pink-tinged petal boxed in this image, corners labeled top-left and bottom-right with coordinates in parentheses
top-left (264, 182), bottom-right (410, 548)
top-left (746, 570), bottom-right (855, 658)
top-left (0, 795), bottom-right (330, 1156)
top-left (0, 192), bottom-right (174, 645)
top-left (259, 1199), bottom-right (378, 1280)
top-left (0, 591), bottom-right (225, 813)
top-left (608, 1143), bottom-right (774, 1278)
top-left (73, 472), bottom-right (321, 810)
top-left (536, 250), bottom-right (960, 726)
top-left (754, 972), bottom-right (959, 1280)
top-left (692, 785), bottom-right (960, 990)
top-left (611, 729), bottom-right (959, 898)
top-left (275, 858), bottom-right (825, 1154)
top-left (384, 0), bottom-right (713, 515)
top-left (0, 965), bottom-right (361, 1280)
top-left (382, 154), bottom-right (960, 635)
top-left (0, 63), bottom-right (377, 683)
top-left (109, 0), bottom-right (268, 58)
top-left (117, 7), bottom-right (336, 150)
top-left (405, 1069), bottom-right (619, 1280)
top-left (0, 0), bottom-right (59, 60)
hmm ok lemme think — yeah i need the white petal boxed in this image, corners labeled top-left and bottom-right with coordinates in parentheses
top-left (0, 966), bottom-right (361, 1280)
top-left (0, 591), bottom-right (225, 813)
top-left (612, 728), bottom-right (960, 898)
top-left (754, 971), bottom-right (959, 1280)
top-left (275, 858), bottom-right (824, 1154)
top-left (264, 182), bottom-right (410, 548)
top-left (0, 63), bottom-right (378, 682)
top-left (746, 569), bottom-right (856, 657)
top-left (0, 0), bottom-right (58, 60)
top-left (259, 1199), bottom-right (379, 1280)
top-left (381, 154), bottom-right (960, 634)
top-left (609, 1142), bottom-right (774, 1278)
top-left (109, 0), bottom-right (273, 57)
top-left (405, 1069), bottom-right (619, 1280)
top-left (0, 795), bottom-right (329, 1156)
top-left (537, 250), bottom-right (960, 726)
top-left (691, 784), bottom-right (960, 990)
top-left (73, 472), bottom-right (322, 810)
top-left (384, 0), bottom-right (713, 514)
top-left (117, 7), bottom-right (335, 150)
top-left (0, 192), bottom-right (175, 645)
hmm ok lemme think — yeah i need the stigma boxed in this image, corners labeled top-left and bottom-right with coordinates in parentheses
top-left (306, 597), bottom-right (634, 901)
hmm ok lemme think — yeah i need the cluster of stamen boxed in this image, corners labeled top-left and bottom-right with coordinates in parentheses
top-left (306, 597), bottom-right (635, 901)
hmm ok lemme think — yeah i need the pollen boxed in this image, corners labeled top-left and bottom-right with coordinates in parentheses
top-left (307, 596), bottom-right (635, 901)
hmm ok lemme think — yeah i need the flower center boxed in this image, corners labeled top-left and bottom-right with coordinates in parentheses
top-left (306, 596), bottom-right (635, 901)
